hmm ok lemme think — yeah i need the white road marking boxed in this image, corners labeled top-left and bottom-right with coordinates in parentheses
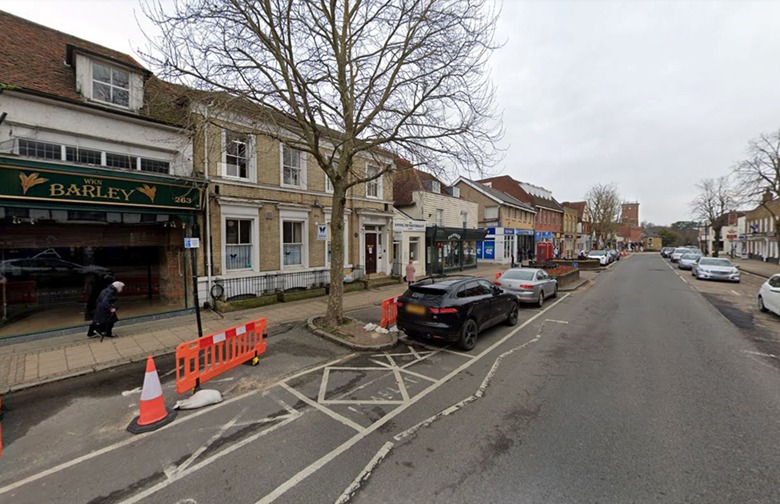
top-left (281, 382), bottom-right (366, 433)
top-left (256, 294), bottom-right (569, 504)
top-left (121, 387), bottom-right (142, 397)
top-left (175, 410), bottom-right (244, 474)
top-left (334, 442), bottom-right (394, 504)
top-left (730, 290), bottom-right (741, 296)
top-left (117, 413), bottom-right (300, 504)
top-left (0, 388), bottom-right (266, 496)
top-left (742, 350), bottom-right (778, 359)
top-left (407, 345), bottom-right (421, 360)
top-left (545, 319), bottom-right (569, 324)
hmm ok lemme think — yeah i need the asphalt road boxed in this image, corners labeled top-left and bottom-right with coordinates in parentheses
top-left (2, 254), bottom-right (779, 503)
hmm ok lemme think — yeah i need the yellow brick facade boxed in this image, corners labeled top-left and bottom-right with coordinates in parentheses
top-left (192, 116), bottom-right (394, 281)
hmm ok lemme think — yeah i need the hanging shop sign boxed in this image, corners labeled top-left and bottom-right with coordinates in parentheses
top-left (0, 163), bottom-right (203, 211)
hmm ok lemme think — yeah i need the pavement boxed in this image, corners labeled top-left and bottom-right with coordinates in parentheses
top-left (730, 256), bottom-right (780, 279)
top-left (0, 261), bottom-right (598, 395)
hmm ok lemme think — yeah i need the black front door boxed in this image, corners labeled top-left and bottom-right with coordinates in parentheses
top-left (366, 234), bottom-right (377, 274)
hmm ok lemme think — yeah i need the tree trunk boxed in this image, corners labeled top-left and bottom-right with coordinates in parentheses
top-left (712, 225), bottom-right (723, 257)
top-left (324, 182), bottom-right (348, 328)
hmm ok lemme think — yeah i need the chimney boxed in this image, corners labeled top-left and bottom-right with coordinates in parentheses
top-left (763, 189), bottom-right (774, 203)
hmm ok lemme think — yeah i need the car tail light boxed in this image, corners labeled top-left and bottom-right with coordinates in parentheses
top-left (396, 301), bottom-right (405, 307)
top-left (493, 281), bottom-right (501, 286)
top-left (519, 284), bottom-right (534, 289)
top-left (429, 307), bottom-right (458, 314)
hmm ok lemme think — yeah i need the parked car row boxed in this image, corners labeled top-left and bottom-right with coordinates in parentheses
top-left (587, 249), bottom-right (620, 265)
top-left (395, 267), bottom-right (559, 351)
top-left (662, 246), bottom-right (740, 282)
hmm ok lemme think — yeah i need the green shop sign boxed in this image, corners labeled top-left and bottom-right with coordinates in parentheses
top-left (0, 162), bottom-right (203, 211)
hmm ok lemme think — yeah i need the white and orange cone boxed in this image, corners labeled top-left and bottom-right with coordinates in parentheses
top-left (127, 356), bottom-right (177, 434)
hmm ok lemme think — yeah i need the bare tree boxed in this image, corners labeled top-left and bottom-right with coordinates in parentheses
top-left (142, 0), bottom-right (503, 327)
top-left (689, 176), bottom-right (735, 257)
top-left (732, 128), bottom-right (780, 249)
top-left (585, 183), bottom-right (621, 248)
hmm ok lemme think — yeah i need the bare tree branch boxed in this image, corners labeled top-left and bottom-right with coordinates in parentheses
top-left (140, 0), bottom-right (503, 326)
top-left (585, 183), bottom-right (622, 248)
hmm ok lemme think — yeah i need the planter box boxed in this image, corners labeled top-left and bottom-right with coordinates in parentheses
top-left (278, 287), bottom-right (328, 303)
top-left (216, 293), bottom-right (279, 313)
top-left (552, 269), bottom-right (580, 288)
top-left (553, 259), bottom-right (601, 270)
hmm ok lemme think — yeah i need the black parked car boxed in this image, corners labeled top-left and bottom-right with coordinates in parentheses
top-left (396, 276), bottom-right (520, 351)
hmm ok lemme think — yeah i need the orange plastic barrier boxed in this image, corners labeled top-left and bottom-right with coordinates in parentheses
top-left (175, 318), bottom-right (267, 394)
top-left (380, 295), bottom-right (402, 328)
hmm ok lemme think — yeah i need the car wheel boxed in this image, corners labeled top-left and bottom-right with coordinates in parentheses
top-left (551, 284), bottom-right (558, 298)
top-left (505, 302), bottom-right (519, 326)
top-left (458, 319), bottom-right (478, 351)
top-left (758, 296), bottom-right (769, 313)
top-left (537, 292), bottom-right (544, 308)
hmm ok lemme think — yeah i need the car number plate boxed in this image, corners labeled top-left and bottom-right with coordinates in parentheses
top-left (406, 304), bottom-right (426, 315)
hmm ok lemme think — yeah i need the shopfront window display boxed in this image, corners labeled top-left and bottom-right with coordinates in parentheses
top-left (0, 206), bottom-right (189, 339)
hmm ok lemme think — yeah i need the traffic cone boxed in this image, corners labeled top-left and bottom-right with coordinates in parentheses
top-left (127, 356), bottom-right (177, 434)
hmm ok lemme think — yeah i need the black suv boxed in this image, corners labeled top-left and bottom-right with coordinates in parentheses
top-left (396, 276), bottom-right (520, 351)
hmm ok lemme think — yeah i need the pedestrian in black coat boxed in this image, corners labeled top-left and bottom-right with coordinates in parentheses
top-left (88, 281), bottom-right (124, 339)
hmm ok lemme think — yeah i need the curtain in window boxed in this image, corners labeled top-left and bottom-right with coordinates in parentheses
top-left (226, 244), bottom-right (252, 270)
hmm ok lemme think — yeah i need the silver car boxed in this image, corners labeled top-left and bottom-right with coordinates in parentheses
top-left (495, 268), bottom-right (558, 307)
top-left (670, 247), bottom-right (692, 263)
top-left (692, 257), bottom-right (740, 283)
top-left (677, 253), bottom-right (702, 270)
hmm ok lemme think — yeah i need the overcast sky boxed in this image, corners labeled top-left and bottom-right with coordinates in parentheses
top-left (4, 0), bottom-right (780, 225)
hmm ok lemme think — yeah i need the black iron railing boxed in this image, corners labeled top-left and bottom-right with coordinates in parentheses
top-left (213, 266), bottom-right (365, 301)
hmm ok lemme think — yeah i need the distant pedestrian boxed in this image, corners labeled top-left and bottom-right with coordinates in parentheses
top-left (405, 259), bottom-right (416, 286)
top-left (88, 281), bottom-right (124, 339)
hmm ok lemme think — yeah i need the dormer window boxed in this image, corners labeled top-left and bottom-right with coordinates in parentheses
top-left (92, 62), bottom-right (130, 107)
top-left (431, 181), bottom-right (441, 193)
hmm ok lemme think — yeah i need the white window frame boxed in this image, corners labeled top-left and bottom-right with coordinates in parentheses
top-left (221, 130), bottom-right (256, 181)
top-left (325, 213), bottom-right (350, 266)
top-left (281, 144), bottom-right (307, 189)
top-left (431, 180), bottom-right (441, 194)
top-left (409, 236), bottom-right (420, 261)
top-left (280, 208), bottom-right (310, 269)
top-left (91, 61), bottom-right (130, 108)
top-left (221, 205), bottom-right (259, 274)
top-left (325, 157), bottom-right (337, 193)
top-left (485, 206), bottom-right (499, 220)
top-left (451, 186), bottom-right (460, 198)
top-left (366, 164), bottom-right (382, 198)
top-left (436, 209), bottom-right (444, 227)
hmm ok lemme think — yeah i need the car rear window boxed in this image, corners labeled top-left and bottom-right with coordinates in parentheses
top-left (407, 286), bottom-right (448, 301)
top-left (699, 258), bottom-right (731, 267)
top-left (502, 270), bottom-right (535, 280)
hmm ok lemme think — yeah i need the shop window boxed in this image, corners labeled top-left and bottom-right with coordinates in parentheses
top-left (106, 153), bottom-right (137, 169)
top-left (140, 159), bottom-right (170, 174)
top-left (283, 221), bottom-right (304, 266)
top-left (225, 219), bottom-right (253, 270)
top-left (68, 211), bottom-right (107, 222)
top-left (409, 236), bottom-right (420, 261)
top-left (282, 145), bottom-right (306, 188)
top-left (66, 146), bottom-right (102, 165)
top-left (18, 139), bottom-right (62, 160)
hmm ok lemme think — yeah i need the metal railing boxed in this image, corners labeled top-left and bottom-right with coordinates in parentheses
top-left (213, 266), bottom-right (365, 301)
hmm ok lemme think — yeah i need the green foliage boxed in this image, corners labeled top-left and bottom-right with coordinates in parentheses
top-left (656, 228), bottom-right (681, 247)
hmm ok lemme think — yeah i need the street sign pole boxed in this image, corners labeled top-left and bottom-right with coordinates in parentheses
top-left (185, 237), bottom-right (203, 338)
